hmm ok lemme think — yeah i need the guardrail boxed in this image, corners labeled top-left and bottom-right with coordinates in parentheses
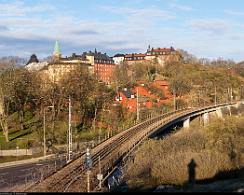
top-left (93, 101), bottom-right (241, 191)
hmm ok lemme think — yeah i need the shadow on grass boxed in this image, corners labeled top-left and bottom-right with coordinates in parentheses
top-left (8, 129), bottom-right (21, 135)
top-left (124, 165), bottom-right (244, 192)
top-left (9, 129), bottom-right (32, 141)
top-left (195, 166), bottom-right (244, 185)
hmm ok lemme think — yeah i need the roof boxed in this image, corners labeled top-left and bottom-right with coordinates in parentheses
top-left (62, 53), bottom-right (87, 61)
top-left (114, 54), bottom-right (125, 57)
top-left (125, 53), bottom-right (146, 58)
top-left (121, 90), bottom-right (134, 98)
top-left (53, 40), bottom-right (61, 55)
top-left (26, 54), bottom-right (39, 65)
top-left (148, 47), bottom-right (175, 53)
top-left (83, 50), bottom-right (114, 61)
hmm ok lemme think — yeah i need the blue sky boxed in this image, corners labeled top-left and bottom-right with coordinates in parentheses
top-left (0, 0), bottom-right (244, 62)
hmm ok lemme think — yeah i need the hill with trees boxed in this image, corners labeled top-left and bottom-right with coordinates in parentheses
top-left (0, 51), bottom-right (243, 155)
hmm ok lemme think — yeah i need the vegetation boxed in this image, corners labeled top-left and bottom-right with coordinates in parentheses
top-left (0, 65), bottom-right (135, 150)
top-left (0, 51), bottom-right (244, 153)
top-left (124, 114), bottom-right (244, 189)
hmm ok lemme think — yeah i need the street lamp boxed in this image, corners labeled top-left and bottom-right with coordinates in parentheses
top-left (85, 148), bottom-right (93, 193)
top-left (136, 88), bottom-right (140, 122)
top-left (16, 146), bottom-right (19, 161)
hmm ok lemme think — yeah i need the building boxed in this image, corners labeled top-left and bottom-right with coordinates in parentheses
top-left (39, 41), bottom-right (92, 83)
top-left (124, 53), bottom-right (147, 65)
top-left (25, 54), bottom-right (48, 71)
top-left (121, 46), bottom-right (182, 67)
top-left (52, 40), bottom-right (61, 61)
top-left (113, 54), bottom-right (125, 65)
top-left (82, 49), bottom-right (115, 84)
top-left (115, 88), bottom-right (137, 111)
top-left (115, 80), bottom-right (173, 112)
top-left (145, 46), bottom-right (183, 67)
top-left (37, 42), bottom-right (116, 84)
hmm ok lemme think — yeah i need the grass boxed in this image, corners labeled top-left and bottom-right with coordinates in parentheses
top-left (124, 113), bottom-right (244, 189)
top-left (0, 152), bottom-right (43, 163)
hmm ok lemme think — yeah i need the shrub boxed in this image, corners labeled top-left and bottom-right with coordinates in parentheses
top-left (124, 115), bottom-right (244, 189)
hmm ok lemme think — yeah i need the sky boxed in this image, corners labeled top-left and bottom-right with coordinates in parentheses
top-left (0, 0), bottom-right (244, 62)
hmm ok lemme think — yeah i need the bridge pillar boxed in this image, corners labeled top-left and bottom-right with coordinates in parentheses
top-left (183, 118), bottom-right (190, 129)
top-left (202, 112), bottom-right (209, 126)
top-left (215, 108), bottom-right (223, 118)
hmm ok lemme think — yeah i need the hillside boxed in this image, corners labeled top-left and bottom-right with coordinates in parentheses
top-left (123, 109), bottom-right (244, 192)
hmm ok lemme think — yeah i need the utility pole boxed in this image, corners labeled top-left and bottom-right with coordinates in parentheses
top-left (214, 86), bottom-right (217, 105)
top-left (240, 86), bottom-right (242, 100)
top-left (173, 87), bottom-right (176, 111)
top-left (67, 96), bottom-right (72, 162)
top-left (87, 170), bottom-right (91, 193)
top-left (43, 108), bottom-right (46, 157)
top-left (97, 156), bottom-right (103, 190)
top-left (230, 87), bottom-right (233, 103)
top-left (99, 127), bottom-right (101, 143)
top-left (136, 88), bottom-right (140, 122)
top-left (85, 148), bottom-right (92, 193)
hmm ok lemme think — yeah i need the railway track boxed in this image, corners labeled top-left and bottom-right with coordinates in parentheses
top-left (25, 103), bottom-right (234, 192)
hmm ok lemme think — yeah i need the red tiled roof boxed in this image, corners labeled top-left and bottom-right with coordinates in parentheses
top-left (125, 53), bottom-right (146, 58)
top-left (151, 48), bottom-right (172, 53)
top-left (114, 80), bottom-right (176, 112)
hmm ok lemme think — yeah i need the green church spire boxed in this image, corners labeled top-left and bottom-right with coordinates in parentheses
top-left (53, 40), bottom-right (61, 56)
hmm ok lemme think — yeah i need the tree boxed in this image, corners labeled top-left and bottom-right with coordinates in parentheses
top-left (0, 68), bottom-right (16, 142)
top-left (131, 60), bottom-right (162, 82)
top-left (112, 62), bottom-right (131, 87)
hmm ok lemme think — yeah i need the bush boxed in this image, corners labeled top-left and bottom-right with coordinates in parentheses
top-left (151, 150), bottom-right (232, 185)
top-left (124, 115), bottom-right (244, 188)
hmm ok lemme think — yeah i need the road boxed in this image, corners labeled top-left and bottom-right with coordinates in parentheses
top-left (0, 154), bottom-right (68, 191)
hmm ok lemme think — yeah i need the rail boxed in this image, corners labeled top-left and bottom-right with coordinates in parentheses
top-left (25, 101), bottom-right (240, 192)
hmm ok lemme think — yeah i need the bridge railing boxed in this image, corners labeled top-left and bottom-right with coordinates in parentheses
top-left (93, 101), bottom-right (241, 191)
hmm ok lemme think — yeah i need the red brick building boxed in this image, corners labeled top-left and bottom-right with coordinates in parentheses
top-left (115, 88), bottom-right (137, 111)
top-left (83, 50), bottom-right (115, 84)
top-left (115, 80), bottom-right (173, 112)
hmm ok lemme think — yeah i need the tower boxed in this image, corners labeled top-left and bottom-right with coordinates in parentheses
top-left (52, 40), bottom-right (61, 61)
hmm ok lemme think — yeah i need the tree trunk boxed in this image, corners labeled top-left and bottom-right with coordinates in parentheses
top-left (0, 115), bottom-right (9, 142)
top-left (18, 110), bottom-right (24, 130)
top-left (52, 106), bottom-right (55, 138)
top-left (92, 107), bottom-right (98, 131)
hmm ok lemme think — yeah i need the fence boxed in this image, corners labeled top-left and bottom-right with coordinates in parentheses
top-left (0, 148), bottom-right (41, 156)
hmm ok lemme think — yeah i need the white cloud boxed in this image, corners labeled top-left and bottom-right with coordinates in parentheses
top-left (0, 1), bottom-right (55, 17)
top-left (0, 0), bottom-right (243, 62)
top-left (188, 19), bottom-right (230, 35)
top-left (169, 2), bottom-right (195, 12)
top-left (224, 10), bottom-right (244, 17)
top-left (100, 6), bottom-right (174, 20)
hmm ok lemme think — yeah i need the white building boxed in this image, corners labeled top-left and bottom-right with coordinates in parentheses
top-left (25, 54), bottom-right (48, 71)
top-left (113, 54), bottom-right (125, 65)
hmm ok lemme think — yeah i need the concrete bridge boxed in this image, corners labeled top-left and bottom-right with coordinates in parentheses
top-left (148, 101), bottom-right (244, 138)
top-left (24, 101), bottom-right (243, 192)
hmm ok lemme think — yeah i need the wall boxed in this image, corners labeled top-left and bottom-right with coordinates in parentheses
top-left (0, 148), bottom-right (41, 156)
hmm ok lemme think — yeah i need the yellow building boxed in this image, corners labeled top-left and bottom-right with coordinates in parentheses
top-left (39, 41), bottom-right (93, 83)
top-left (145, 46), bottom-right (183, 67)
